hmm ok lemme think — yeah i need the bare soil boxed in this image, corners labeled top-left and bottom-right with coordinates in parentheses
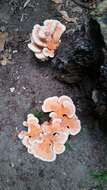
top-left (0, 0), bottom-right (107, 190)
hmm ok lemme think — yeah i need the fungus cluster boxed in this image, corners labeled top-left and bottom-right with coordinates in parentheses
top-left (28, 20), bottom-right (66, 61)
top-left (18, 96), bottom-right (81, 162)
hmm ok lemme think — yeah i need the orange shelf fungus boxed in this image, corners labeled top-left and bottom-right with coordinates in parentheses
top-left (28, 132), bottom-right (68, 162)
top-left (18, 96), bottom-right (81, 162)
top-left (18, 114), bottom-right (43, 144)
top-left (28, 20), bottom-right (66, 61)
top-left (42, 96), bottom-right (81, 135)
top-left (42, 96), bottom-right (76, 119)
top-left (63, 115), bottom-right (81, 136)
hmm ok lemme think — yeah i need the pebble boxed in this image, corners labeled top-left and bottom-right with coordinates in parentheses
top-left (10, 162), bottom-right (15, 168)
top-left (17, 76), bottom-right (20, 80)
top-left (22, 86), bottom-right (26, 90)
top-left (92, 90), bottom-right (98, 103)
top-left (10, 87), bottom-right (15, 93)
top-left (13, 50), bottom-right (18, 54)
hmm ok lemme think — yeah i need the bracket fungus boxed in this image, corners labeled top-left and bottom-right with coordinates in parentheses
top-left (42, 96), bottom-right (76, 118)
top-left (18, 96), bottom-right (81, 162)
top-left (28, 20), bottom-right (66, 61)
top-left (42, 96), bottom-right (81, 135)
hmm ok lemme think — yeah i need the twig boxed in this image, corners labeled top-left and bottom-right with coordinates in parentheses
top-left (23, 0), bottom-right (31, 8)
top-left (72, 0), bottom-right (91, 9)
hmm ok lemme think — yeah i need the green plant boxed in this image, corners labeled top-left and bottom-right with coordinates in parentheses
top-left (91, 170), bottom-right (107, 183)
top-left (65, 140), bottom-right (72, 151)
top-left (31, 108), bottom-right (45, 120)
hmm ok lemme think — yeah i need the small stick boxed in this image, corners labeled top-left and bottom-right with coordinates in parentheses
top-left (72, 0), bottom-right (91, 9)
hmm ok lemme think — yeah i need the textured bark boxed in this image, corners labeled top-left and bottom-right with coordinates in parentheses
top-left (52, 17), bottom-right (105, 84)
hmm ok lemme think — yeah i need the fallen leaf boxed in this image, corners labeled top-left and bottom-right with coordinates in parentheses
top-left (0, 49), bottom-right (12, 65)
top-left (51, 0), bottom-right (63, 4)
top-left (59, 10), bottom-right (77, 23)
top-left (0, 32), bottom-right (8, 52)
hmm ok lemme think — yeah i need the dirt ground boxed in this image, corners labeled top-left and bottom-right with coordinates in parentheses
top-left (0, 0), bottom-right (107, 190)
